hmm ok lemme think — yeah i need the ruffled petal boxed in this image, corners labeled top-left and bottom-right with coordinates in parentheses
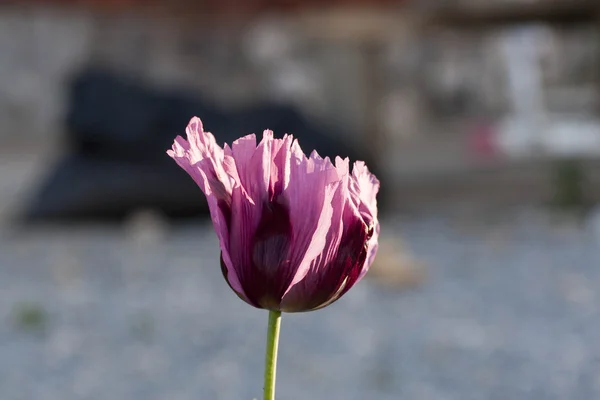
top-left (349, 161), bottom-right (380, 281)
top-left (167, 117), bottom-right (246, 301)
top-left (280, 143), bottom-right (341, 291)
top-left (358, 222), bottom-right (380, 280)
top-left (227, 135), bottom-right (342, 310)
top-left (281, 193), bottom-right (370, 312)
top-left (349, 161), bottom-right (380, 225)
top-left (229, 131), bottom-right (275, 206)
top-left (269, 134), bottom-right (293, 199)
top-left (227, 183), bottom-right (288, 309)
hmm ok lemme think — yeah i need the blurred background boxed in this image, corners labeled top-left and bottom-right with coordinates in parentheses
top-left (1, 0), bottom-right (600, 399)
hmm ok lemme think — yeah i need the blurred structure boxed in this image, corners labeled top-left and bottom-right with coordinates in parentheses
top-left (0, 0), bottom-right (600, 221)
top-left (420, 0), bottom-right (600, 211)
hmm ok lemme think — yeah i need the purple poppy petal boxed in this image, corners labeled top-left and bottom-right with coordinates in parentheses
top-left (280, 195), bottom-right (370, 312)
top-left (167, 118), bottom-right (247, 301)
top-left (349, 161), bottom-right (380, 225)
top-left (229, 131), bottom-right (276, 206)
top-left (224, 180), bottom-right (297, 309)
top-left (279, 143), bottom-right (341, 291)
top-left (269, 134), bottom-right (292, 199)
top-left (229, 136), bottom-right (341, 309)
top-left (349, 161), bottom-right (380, 280)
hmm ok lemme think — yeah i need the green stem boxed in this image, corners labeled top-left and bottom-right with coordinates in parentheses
top-left (263, 310), bottom-right (282, 400)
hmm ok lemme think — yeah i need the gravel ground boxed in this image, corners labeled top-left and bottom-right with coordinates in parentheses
top-left (1, 207), bottom-right (600, 400)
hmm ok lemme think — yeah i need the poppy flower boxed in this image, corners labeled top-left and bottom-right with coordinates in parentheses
top-left (168, 117), bottom-right (379, 312)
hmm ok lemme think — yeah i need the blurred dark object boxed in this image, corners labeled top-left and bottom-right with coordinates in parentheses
top-left (20, 68), bottom-right (375, 223)
top-left (426, 0), bottom-right (599, 29)
top-left (12, 302), bottom-right (47, 335)
top-left (2, 0), bottom-right (405, 14)
top-left (550, 158), bottom-right (588, 212)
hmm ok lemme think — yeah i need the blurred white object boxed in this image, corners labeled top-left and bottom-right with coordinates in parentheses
top-left (244, 19), bottom-right (296, 66)
top-left (494, 116), bottom-right (541, 157)
top-left (501, 26), bottom-right (549, 118)
top-left (493, 27), bottom-right (548, 158)
top-left (267, 61), bottom-right (321, 102)
top-left (495, 115), bottom-right (600, 158)
top-left (493, 27), bottom-right (600, 159)
top-left (539, 117), bottom-right (600, 157)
